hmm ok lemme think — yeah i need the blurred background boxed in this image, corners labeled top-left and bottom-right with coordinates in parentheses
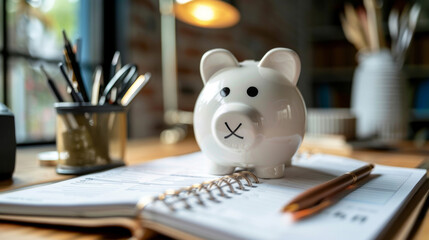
top-left (2, 0), bottom-right (429, 144)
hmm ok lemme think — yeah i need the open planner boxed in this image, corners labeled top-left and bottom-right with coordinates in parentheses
top-left (0, 152), bottom-right (426, 240)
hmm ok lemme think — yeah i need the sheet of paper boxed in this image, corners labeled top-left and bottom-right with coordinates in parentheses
top-left (142, 153), bottom-right (426, 240)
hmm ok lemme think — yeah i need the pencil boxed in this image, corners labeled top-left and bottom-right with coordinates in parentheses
top-left (282, 164), bottom-right (374, 213)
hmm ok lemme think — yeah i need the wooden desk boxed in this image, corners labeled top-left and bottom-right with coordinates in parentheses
top-left (0, 137), bottom-right (428, 239)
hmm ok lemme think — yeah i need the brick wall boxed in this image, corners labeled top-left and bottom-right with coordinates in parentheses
top-left (125, 0), bottom-right (310, 138)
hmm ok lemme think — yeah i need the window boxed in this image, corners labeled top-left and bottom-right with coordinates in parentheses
top-left (1, 0), bottom-right (103, 144)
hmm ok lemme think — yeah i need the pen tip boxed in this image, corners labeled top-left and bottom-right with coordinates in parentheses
top-left (282, 203), bottom-right (299, 212)
top-left (62, 30), bottom-right (69, 43)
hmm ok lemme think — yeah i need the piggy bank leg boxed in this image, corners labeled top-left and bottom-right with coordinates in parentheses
top-left (254, 164), bottom-right (285, 179)
top-left (209, 162), bottom-right (235, 175)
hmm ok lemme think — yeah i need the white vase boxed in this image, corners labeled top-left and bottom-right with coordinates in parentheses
top-left (351, 50), bottom-right (408, 140)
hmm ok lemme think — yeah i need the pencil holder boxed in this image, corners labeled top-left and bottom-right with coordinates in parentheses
top-left (55, 103), bottom-right (127, 175)
top-left (351, 50), bottom-right (408, 140)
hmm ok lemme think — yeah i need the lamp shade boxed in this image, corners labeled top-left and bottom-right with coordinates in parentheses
top-left (174, 0), bottom-right (240, 28)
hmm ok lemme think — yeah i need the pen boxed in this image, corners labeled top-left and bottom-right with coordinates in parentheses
top-left (117, 64), bottom-right (138, 96)
top-left (120, 73), bottom-right (151, 106)
top-left (41, 65), bottom-right (64, 102)
top-left (59, 63), bottom-right (84, 103)
top-left (62, 30), bottom-right (89, 102)
top-left (91, 66), bottom-right (103, 105)
top-left (98, 64), bottom-right (133, 105)
top-left (110, 51), bottom-right (121, 80)
top-left (63, 49), bottom-right (79, 92)
top-left (43, 64), bottom-right (78, 129)
top-left (75, 37), bottom-right (82, 63)
top-left (282, 164), bottom-right (374, 216)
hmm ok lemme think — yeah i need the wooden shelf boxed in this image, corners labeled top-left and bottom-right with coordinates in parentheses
top-left (404, 65), bottom-right (429, 79)
top-left (311, 25), bottom-right (345, 42)
top-left (312, 67), bottom-right (354, 83)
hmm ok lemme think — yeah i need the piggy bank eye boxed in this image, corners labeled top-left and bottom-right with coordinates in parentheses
top-left (220, 87), bottom-right (230, 97)
top-left (247, 86), bottom-right (258, 97)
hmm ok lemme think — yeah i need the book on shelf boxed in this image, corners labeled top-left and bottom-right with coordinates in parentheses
top-left (0, 152), bottom-right (427, 240)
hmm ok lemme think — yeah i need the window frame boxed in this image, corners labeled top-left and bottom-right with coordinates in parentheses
top-left (0, 0), bottom-right (117, 145)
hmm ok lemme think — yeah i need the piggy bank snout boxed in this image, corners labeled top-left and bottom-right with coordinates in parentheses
top-left (212, 103), bottom-right (262, 151)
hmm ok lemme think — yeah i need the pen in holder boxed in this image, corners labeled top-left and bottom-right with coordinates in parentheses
top-left (55, 103), bottom-right (127, 175)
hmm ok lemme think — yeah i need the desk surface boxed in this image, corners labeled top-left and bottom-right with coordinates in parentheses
top-left (0, 137), bottom-right (428, 239)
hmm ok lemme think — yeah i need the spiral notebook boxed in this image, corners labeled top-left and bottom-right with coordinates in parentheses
top-left (0, 152), bottom-right (426, 240)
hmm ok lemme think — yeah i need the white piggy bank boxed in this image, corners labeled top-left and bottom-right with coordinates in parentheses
top-left (193, 48), bottom-right (306, 179)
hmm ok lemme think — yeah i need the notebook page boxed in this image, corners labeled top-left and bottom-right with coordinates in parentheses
top-left (142, 154), bottom-right (426, 240)
top-left (0, 153), bottom-right (217, 217)
top-left (0, 152), bottom-right (425, 239)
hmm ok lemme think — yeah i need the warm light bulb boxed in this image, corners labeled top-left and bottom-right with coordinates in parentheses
top-left (192, 5), bottom-right (215, 22)
top-left (176, 0), bottom-right (192, 4)
top-left (174, 0), bottom-right (240, 28)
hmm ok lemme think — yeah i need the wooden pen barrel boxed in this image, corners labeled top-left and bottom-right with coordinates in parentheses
top-left (284, 164), bottom-right (374, 212)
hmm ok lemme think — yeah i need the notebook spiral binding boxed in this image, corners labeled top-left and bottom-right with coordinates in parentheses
top-left (137, 171), bottom-right (260, 213)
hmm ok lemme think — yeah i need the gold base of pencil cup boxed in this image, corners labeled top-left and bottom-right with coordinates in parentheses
top-left (55, 103), bottom-right (127, 175)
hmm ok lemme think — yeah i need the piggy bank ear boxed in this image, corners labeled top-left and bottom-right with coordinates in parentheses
top-left (200, 49), bottom-right (239, 84)
top-left (258, 48), bottom-right (301, 86)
